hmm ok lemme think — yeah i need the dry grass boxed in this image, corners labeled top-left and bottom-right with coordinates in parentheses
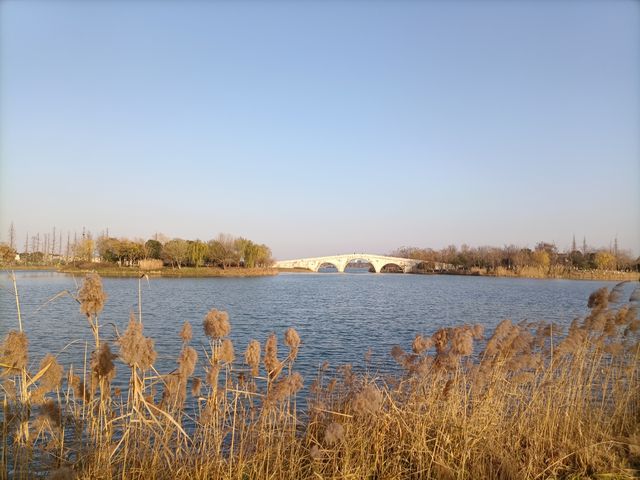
top-left (1, 274), bottom-right (639, 479)
top-left (58, 265), bottom-right (278, 278)
top-left (138, 259), bottom-right (163, 271)
top-left (492, 265), bottom-right (639, 281)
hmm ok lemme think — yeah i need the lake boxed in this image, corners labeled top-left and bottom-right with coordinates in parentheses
top-left (1, 270), bottom-right (632, 392)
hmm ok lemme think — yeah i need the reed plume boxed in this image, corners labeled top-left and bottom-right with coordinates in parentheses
top-left (284, 327), bottom-right (301, 360)
top-left (219, 338), bottom-right (235, 364)
top-left (78, 273), bottom-right (107, 318)
top-left (203, 309), bottom-right (230, 339)
top-left (351, 384), bottom-right (383, 416)
top-left (245, 339), bottom-right (261, 376)
top-left (90, 342), bottom-right (116, 387)
top-left (37, 354), bottom-right (64, 392)
top-left (266, 372), bottom-right (303, 404)
top-left (191, 377), bottom-right (202, 397)
top-left (118, 312), bottom-right (157, 371)
top-left (412, 334), bottom-right (433, 354)
top-left (179, 321), bottom-right (193, 343)
top-left (178, 346), bottom-right (198, 378)
top-left (32, 353), bottom-right (64, 403)
top-left (161, 372), bottom-right (187, 409)
top-left (264, 333), bottom-right (282, 381)
top-left (323, 421), bottom-right (345, 446)
top-left (0, 330), bottom-right (28, 372)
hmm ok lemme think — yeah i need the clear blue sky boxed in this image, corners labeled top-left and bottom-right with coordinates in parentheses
top-left (1, 0), bottom-right (638, 259)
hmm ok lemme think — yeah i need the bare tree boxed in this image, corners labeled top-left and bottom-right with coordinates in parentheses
top-left (43, 233), bottom-right (47, 255)
top-left (8, 222), bottom-right (16, 250)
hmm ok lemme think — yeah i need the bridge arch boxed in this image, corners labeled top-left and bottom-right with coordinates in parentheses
top-left (317, 261), bottom-right (340, 272)
top-left (379, 262), bottom-right (405, 273)
top-left (343, 257), bottom-right (375, 273)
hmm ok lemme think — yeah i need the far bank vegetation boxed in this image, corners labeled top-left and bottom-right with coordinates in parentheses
top-left (393, 238), bottom-right (639, 279)
top-left (0, 226), bottom-right (273, 271)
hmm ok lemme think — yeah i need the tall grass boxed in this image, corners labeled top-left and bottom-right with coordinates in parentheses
top-left (1, 274), bottom-right (639, 479)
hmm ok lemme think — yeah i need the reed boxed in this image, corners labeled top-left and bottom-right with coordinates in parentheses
top-left (1, 274), bottom-right (638, 479)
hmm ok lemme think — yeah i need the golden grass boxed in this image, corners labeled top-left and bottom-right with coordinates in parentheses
top-left (1, 274), bottom-right (639, 479)
top-left (57, 266), bottom-right (278, 278)
top-left (491, 265), bottom-right (639, 281)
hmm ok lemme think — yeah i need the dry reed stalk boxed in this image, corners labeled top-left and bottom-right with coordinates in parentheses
top-left (10, 272), bottom-right (22, 332)
top-left (138, 259), bottom-right (163, 271)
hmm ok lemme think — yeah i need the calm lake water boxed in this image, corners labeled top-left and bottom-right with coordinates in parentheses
top-left (0, 270), bottom-right (634, 391)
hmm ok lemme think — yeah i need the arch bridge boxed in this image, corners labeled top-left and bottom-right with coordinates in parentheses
top-left (274, 253), bottom-right (444, 274)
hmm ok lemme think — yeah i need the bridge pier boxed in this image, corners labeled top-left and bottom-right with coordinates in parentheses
top-left (370, 260), bottom-right (385, 273)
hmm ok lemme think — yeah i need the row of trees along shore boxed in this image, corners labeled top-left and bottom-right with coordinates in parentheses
top-left (0, 226), bottom-right (272, 269)
top-left (392, 240), bottom-right (639, 273)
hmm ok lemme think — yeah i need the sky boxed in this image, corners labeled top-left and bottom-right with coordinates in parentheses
top-left (0, 0), bottom-right (638, 259)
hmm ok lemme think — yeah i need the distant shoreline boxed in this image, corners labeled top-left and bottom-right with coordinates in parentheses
top-left (277, 266), bottom-right (638, 282)
top-left (4, 265), bottom-right (278, 278)
top-left (4, 265), bottom-right (637, 282)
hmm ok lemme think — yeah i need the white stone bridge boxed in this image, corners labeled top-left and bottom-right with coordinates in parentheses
top-left (274, 253), bottom-right (445, 273)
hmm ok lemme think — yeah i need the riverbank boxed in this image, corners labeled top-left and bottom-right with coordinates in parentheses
top-left (279, 265), bottom-right (639, 282)
top-left (59, 265), bottom-right (278, 278)
top-left (449, 265), bottom-right (639, 282)
top-left (2, 264), bottom-right (277, 278)
top-left (4, 264), bottom-right (638, 281)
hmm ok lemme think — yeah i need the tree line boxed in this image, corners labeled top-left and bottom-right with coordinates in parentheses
top-left (0, 224), bottom-right (272, 269)
top-left (391, 240), bottom-right (639, 273)
top-left (97, 234), bottom-right (272, 269)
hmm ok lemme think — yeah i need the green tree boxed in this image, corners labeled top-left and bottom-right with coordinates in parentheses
top-left (568, 250), bottom-right (587, 269)
top-left (187, 240), bottom-right (207, 267)
top-left (97, 237), bottom-right (120, 263)
top-left (145, 239), bottom-right (162, 259)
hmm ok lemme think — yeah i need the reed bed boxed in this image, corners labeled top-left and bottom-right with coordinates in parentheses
top-left (1, 273), bottom-right (639, 479)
